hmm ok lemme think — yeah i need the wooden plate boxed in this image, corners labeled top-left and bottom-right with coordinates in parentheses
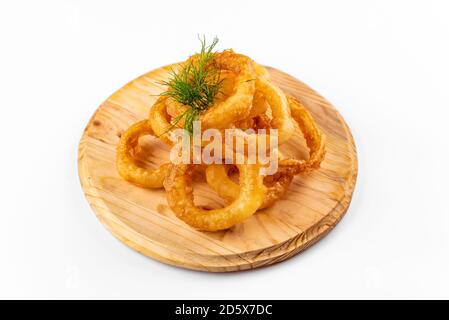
top-left (78, 65), bottom-right (358, 272)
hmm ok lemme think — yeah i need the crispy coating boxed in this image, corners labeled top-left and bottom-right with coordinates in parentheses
top-left (164, 51), bottom-right (256, 131)
top-left (164, 163), bottom-right (266, 231)
top-left (204, 95), bottom-right (326, 208)
top-left (247, 89), bottom-right (269, 119)
top-left (227, 64), bottom-right (296, 148)
top-left (148, 96), bottom-right (174, 145)
top-left (166, 72), bottom-right (268, 130)
top-left (254, 63), bottom-right (271, 78)
top-left (150, 96), bottom-right (230, 148)
top-left (200, 51), bottom-right (256, 129)
top-left (116, 120), bottom-right (169, 188)
top-left (254, 74), bottom-right (296, 145)
top-left (277, 96), bottom-right (326, 175)
top-left (223, 87), bottom-right (269, 130)
top-left (205, 164), bottom-right (293, 210)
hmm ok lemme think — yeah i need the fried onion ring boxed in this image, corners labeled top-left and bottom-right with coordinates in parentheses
top-left (165, 70), bottom-right (237, 122)
top-left (218, 84), bottom-right (270, 131)
top-left (205, 164), bottom-right (293, 210)
top-left (164, 163), bottom-right (266, 231)
top-left (116, 120), bottom-right (169, 188)
top-left (254, 74), bottom-right (295, 145)
top-left (247, 89), bottom-right (269, 119)
top-left (254, 63), bottom-right (271, 79)
top-left (164, 50), bottom-right (256, 131)
top-left (116, 43), bottom-right (328, 232)
top-left (223, 69), bottom-right (296, 149)
top-left (205, 96), bottom-right (326, 207)
top-left (277, 96), bottom-right (326, 175)
top-left (150, 96), bottom-right (231, 149)
top-left (148, 96), bottom-right (175, 146)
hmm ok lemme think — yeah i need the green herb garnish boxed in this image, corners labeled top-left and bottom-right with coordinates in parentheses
top-left (159, 36), bottom-right (222, 134)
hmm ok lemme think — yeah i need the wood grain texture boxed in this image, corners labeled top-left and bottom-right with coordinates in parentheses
top-left (78, 65), bottom-right (358, 272)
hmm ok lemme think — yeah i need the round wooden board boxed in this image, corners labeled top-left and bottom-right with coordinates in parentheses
top-left (78, 65), bottom-right (358, 272)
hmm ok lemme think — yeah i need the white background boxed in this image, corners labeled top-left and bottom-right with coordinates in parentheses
top-left (1, 0), bottom-right (448, 299)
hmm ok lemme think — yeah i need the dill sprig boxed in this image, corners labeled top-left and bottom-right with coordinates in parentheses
top-left (159, 36), bottom-right (222, 134)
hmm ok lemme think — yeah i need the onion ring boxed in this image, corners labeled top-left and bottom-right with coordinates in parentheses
top-left (247, 89), bottom-right (269, 119)
top-left (117, 44), bottom-right (328, 232)
top-left (164, 163), bottom-right (266, 231)
top-left (205, 96), bottom-right (326, 207)
top-left (116, 120), bottom-right (169, 188)
top-left (254, 74), bottom-right (295, 145)
top-left (165, 50), bottom-right (256, 131)
top-left (148, 96), bottom-right (175, 146)
top-left (150, 96), bottom-right (230, 150)
top-left (220, 88), bottom-right (270, 130)
top-left (205, 164), bottom-right (293, 210)
top-left (254, 63), bottom-right (270, 79)
top-left (224, 68), bottom-right (295, 149)
top-left (278, 95), bottom-right (326, 175)
top-left (165, 70), bottom-right (237, 122)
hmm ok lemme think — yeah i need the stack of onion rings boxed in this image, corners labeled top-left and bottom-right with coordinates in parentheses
top-left (116, 50), bottom-right (326, 231)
